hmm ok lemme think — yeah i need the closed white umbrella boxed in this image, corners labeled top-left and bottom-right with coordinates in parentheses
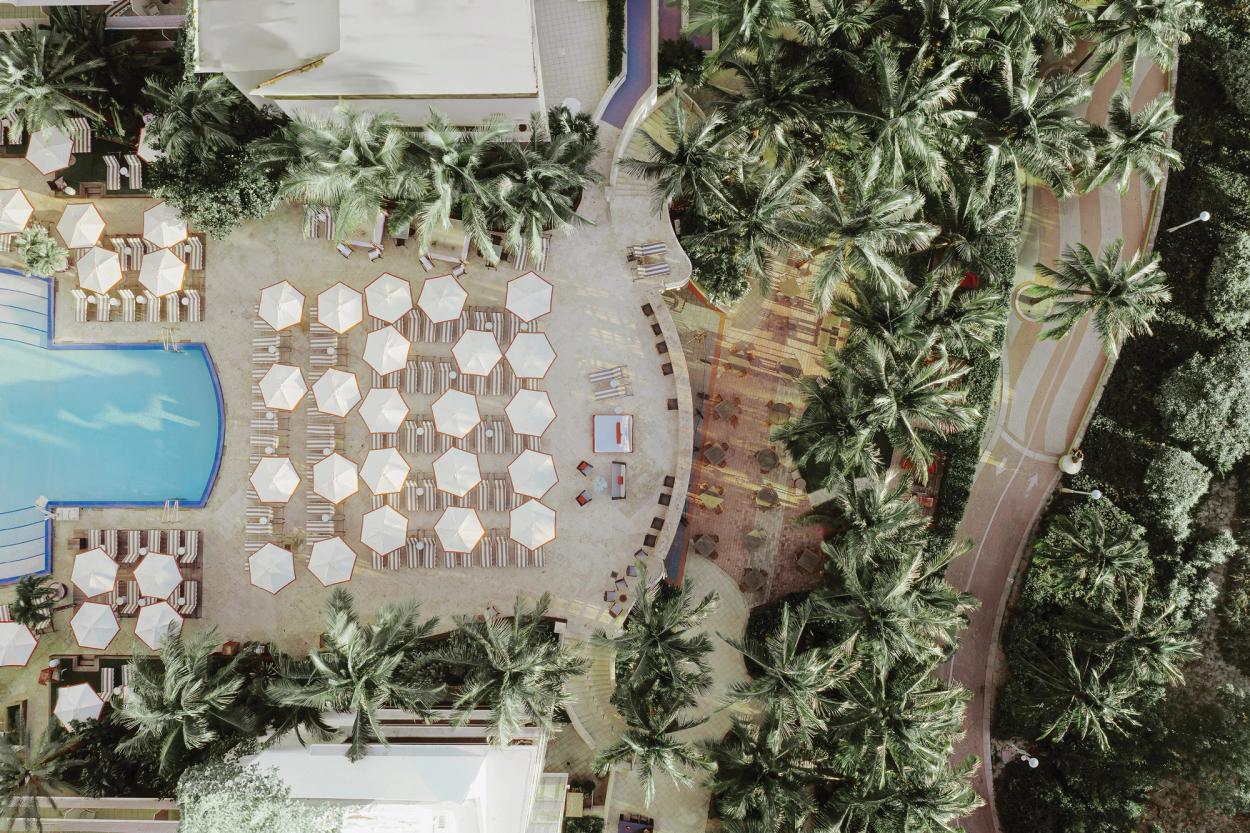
top-left (249, 543), bottom-right (296, 594)
top-left (142, 202), bottom-right (188, 248)
top-left (54, 683), bottom-right (104, 729)
top-left (361, 505), bottom-right (407, 554)
top-left (0, 189), bottom-right (33, 234)
top-left (452, 329), bottom-right (502, 376)
top-left (134, 601), bottom-right (183, 650)
top-left (72, 547), bottom-right (117, 598)
top-left (70, 602), bottom-right (118, 650)
top-left (0, 622), bottom-right (37, 667)
top-left (505, 389), bottom-right (556, 436)
top-left (433, 447), bottom-right (481, 498)
top-left (417, 275), bottom-right (467, 323)
top-left (317, 282), bottom-right (363, 334)
top-left (363, 325), bottom-right (410, 375)
top-left (25, 126), bottom-right (72, 174)
top-left (508, 450), bottom-right (557, 498)
top-left (312, 368), bottom-right (360, 417)
top-left (505, 271), bottom-right (553, 322)
top-left (360, 447), bottom-right (409, 495)
top-left (365, 272), bottom-right (413, 323)
top-left (504, 332), bottom-right (556, 379)
top-left (511, 500), bottom-right (556, 549)
top-left (259, 281), bottom-right (305, 331)
top-left (432, 389), bottom-right (480, 438)
top-left (313, 452), bottom-right (359, 504)
top-left (138, 248), bottom-right (187, 297)
top-left (76, 246), bottom-right (123, 294)
top-left (359, 388), bottom-right (408, 433)
top-left (250, 456), bottom-right (300, 503)
top-left (309, 537), bottom-right (357, 586)
top-left (436, 507), bottom-right (485, 553)
top-left (259, 364), bottom-right (307, 411)
top-left (56, 203), bottom-right (104, 248)
top-left (134, 552), bottom-right (181, 600)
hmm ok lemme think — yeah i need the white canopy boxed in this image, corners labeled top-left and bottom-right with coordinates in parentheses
top-left (361, 505), bottom-right (408, 554)
top-left (0, 622), bottom-right (36, 667)
top-left (138, 247), bottom-right (187, 297)
top-left (317, 282), bottom-right (364, 334)
top-left (70, 602), bottom-right (119, 650)
top-left (313, 452), bottom-right (359, 504)
top-left (365, 272), bottom-right (413, 323)
top-left (452, 329), bottom-right (502, 377)
top-left (76, 246), bottom-right (123, 294)
top-left (593, 414), bottom-right (634, 453)
top-left (259, 280), bottom-right (305, 331)
top-left (508, 450), bottom-right (557, 498)
top-left (260, 364), bottom-right (308, 411)
top-left (309, 536), bottom-right (357, 586)
top-left (505, 389), bottom-right (556, 436)
top-left (417, 275), bottom-right (467, 323)
top-left (134, 552), bottom-right (182, 600)
top-left (54, 683), bottom-right (105, 729)
top-left (250, 456), bottom-right (301, 503)
top-left (135, 601), bottom-right (184, 651)
top-left (510, 500), bottom-right (556, 549)
top-left (432, 389), bottom-right (480, 438)
top-left (312, 368), bottom-right (361, 417)
top-left (25, 126), bottom-right (72, 174)
top-left (57, 203), bottom-right (105, 248)
top-left (505, 271), bottom-right (553, 322)
top-left (359, 388), bottom-right (409, 433)
top-left (436, 507), bottom-right (485, 553)
top-left (249, 543), bottom-right (296, 594)
top-left (433, 447), bottom-right (481, 498)
top-left (143, 201), bottom-right (188, 248)
top-left (364, 325), bottom-right (411, 375)
top-left (361, 447), bottom-right (410, 495)
top-left (504, 332), bottom-right (556, 379)
top-left (0, 189), bottom-right (32, 234)
top-left (72, 546), bottom-right (117, 598)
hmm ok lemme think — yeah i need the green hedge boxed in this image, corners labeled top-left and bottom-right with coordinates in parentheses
top-left (608, 0), bottom-right (625, 81)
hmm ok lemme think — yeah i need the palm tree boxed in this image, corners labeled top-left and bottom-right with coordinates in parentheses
top-left (8, 574), bottom-right (56, 631)
top-left (442, 594), bottom-right (587, 746)
top-left (829, 757), bottom-right (982, 833)
top-left (793, 0), bottom-right (890, 48)
top-left (14, 226), bottom-right (68, 277)
top-left (621, 103), bottom-right (740, 215)
top-left (267, 589), bottom-right (444, 761)
top-left (1032, 505), bottom-right (1152, 600)
top-left (912, 0), bottom-right (1015, 70)
top-left (1029, 238), bottom-right (1170, 355)
top-left (717, 45), bottom-right (825, 157)
top-left (0, 721), bottom-right (80, 832)
top-left (1017, 638), bottom-right (1142, 749)
top-left (686, 0), bottom-right (797, 54)
top-left (1085, 92), bottom-right (1181, 195)
top-left (773, 364), bottom-right (881, 482)
top-left (0, 27), bottom-right (104, 133)
top-left (804, 470), bottom-right (929, 564)
top-left (593, 689), bottom-right (710, 805)
top-left (1062, 590), bottom-right (1200, 686)
top-left (925, 164), bottom-right (1016, 283)
top-left (143, 74), bottom-right (247, 162)
top-left (1073, 0), bottom-right (1199, 86)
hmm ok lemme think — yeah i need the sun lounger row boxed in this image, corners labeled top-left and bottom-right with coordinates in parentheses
top-left (71, 287), bottom-right (203, 323)
top-left (83, 528), bottom-right (201, 565)
top-left (382, 530), bottom-right (542, 570)
top-left (305, 206), bottom-right (335, 240)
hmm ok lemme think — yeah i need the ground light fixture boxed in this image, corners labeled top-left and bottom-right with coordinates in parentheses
top-left (1166, 210), bottom-right (1210, 233)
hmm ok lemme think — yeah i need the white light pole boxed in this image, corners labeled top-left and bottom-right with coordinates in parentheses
top-left (1003, 742), bottom-right (1041, 768)
top-left (1059, 487), bottom-right (1102, 500)
top-left (1167, 211), bottom-right (1210, 233)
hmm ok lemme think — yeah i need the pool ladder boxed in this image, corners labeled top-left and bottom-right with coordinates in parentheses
top-left (160, 327), bottom-right (182, 352)
top-left (163, 500), bottom-right (180, 523)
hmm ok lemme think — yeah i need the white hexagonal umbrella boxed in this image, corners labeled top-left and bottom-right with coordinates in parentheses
top-left (76, 246), bottom-right (123, 294)
top-left (0, 622), bottom-right (36, 667)
top-left (365, 272), bottom-right (413, 323)
top-left (433, 447), bottom-right (482, 498)
top-left (417, 274), bottom-right (467, 323)
top-left (359, 388), bottom-right (409, 434)
top-left (250, 456), bottom-right (300, 503)
top-left (0, 189), bottom-right (33, 234)
top-left (312, 368), bottom-right (361, 417)
top-left (142, 201), bottom-right (188, 248)
top-left (54, 683), bottom-right (104, 729)
top-left (505, 332), bottom-right (556, 379)
top-left (259, 364), bottom-right (307, 411)
top-left (511, 500), bottom-right (556, 550)
top-left (436, 507), bottom-right (485, 553)
top-left (72, 547), bottom-right (117, 598)
top-left (259, 280), bottom-right (305, 331)
top-left (56, 203), bottom-right (104, 248)
top-left (432, 389), bottom-right (480, 439)
top-left (70, 602), bottom-right (118, 650)
top-left (317, 282), bottom-right (364, 334)
top-left (452, 329), bottom-right (502, 376)
top-left (249, 543), bottom-right (296, 595)
top-left (313, 452), bottom-right (359, 504)
top-left (361, 447), bottom-right (410, 495)
top-left (26, 126), bottom-right (72, 174)
top-left (134, 552), bottom-right (181, 600)
top-left (309, 536), bottom-right (357, 586)
top-left (508, 450), bottom-right (558, 498)
top-left (506, 271), bottom-right (553, 322)
top-left (363, 325), bottom-right (410, 375)
top-left (505, 389), bottom-right (556, 437)
top-left (361, 505), bottom-right (408, 554)
top-left (135, 601), bottom-right (183, 651)
top-left (138, 247), bottom-right (187, 297)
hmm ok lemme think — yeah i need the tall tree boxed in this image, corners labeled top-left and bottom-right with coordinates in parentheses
top-left (143, 74), bottom-right (248, 161)
top-left (1074, 0), bottom-right (1199, 86)
top-left (804, 470), bottom-right (929, 564)
top-left (1085, 92), bottom-right (1181, 195)
top-left (8, 574), bottom-right (55, 631)
top-left (593, 689), bottom-right (710, 805)
top-left (1061, 590), bottom-right (1200, 686)
top-left (621, 104), bottom-right (741, 215)
top-left (686, 0), bottom-right (798, 54)
top-left (717, 45), bottom-right (825, 157)
top-left (0, 26), bottom-right (104, 133)
top-left (773, 365), bottom-right (881, 482)
top-left (0, 722), bottom-right (80, 833)
top-left (1017, 638), bottom-right (1142, 749)
top-left (1031, 505), bottom-right (1152, 601)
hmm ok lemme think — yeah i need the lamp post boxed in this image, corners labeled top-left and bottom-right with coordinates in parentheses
top-left (1058, 487), bottom-right (1102, 500)
top-left (1003, 742), bottom-right (1041, 768)
top-left (1167, 211), bottom-right (1211, 233)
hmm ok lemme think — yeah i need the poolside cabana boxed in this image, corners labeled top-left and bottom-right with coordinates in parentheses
top-left (138, 248), bottom-right (187, 297)
top-left (72, 547), bottom-right (117, 599)
top-left (361, 448), bottom-right (409, 495)
top-left (365, 272), bottom-right (413, 323)
top-left (134, 552), bottom-right (182, 600)
top-left (56, 203), bottom-right (105, 248)
top-left (313, 452), bottom-right (359, 504)
top-left (0, 622), bottom-right (37, 667)
top-left (436, 507), bottom-right (485, 553)
top-left (433, 447), bottom-right (482, 498)
top-left (135, 601), bottom-right (184, 650)
top-left (249, 543), bottom-right (296, 594)
top-left (54, 683), bottom-right (104, 729)
top-left (143, 202), bottom-right (188, 248)
top-left (308, 537), bottom-right (357, 586)
top-left (312, 368), bottom-right (361, 417)
top-left (452, 329), bottom-right (502, 377)
top-left (0, 189), bottom-right (32, 234)
top-left (359, 388), bottom-right (408, 433)
top-left (260, 364), bottom-right (308, 411)
top-left (417, 275), bottom-right (467, 323)
top-left (250, 456), bottom-right (301, 503)
top-left (505, 271), bottom-right (553, 322)
top-left (505, 389), bottom-right (556, 437)
top-left (363, 325), bottom-right (411, 375)
top-left (259, 280), bottom-right (305, 331)
top-left (317, 282), bottom-right (364, 334)
top-left (432, 389), bottom-right (481, 438)
top-left (76, 246), bottom-right (123, 294)
top-left (361, 505), bottom-right (408, 554)
top-left (25, 126), bottom-right (71, 174)
top-left (504, 332), bottom-right (556, 379)
top-left (510, 500), bottom-right (556, 549)
top-left (508, 450), bottom-right (557, 498)
top-left (69, 602), bottom-right (119, 650)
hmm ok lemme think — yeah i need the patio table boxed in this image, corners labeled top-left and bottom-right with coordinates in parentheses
top-left (796, 548), bottom-right (822, 574)
top-left (756, 486), bottom-right (780, 508)
top-left (693, 535), bottom-right (717, 556)
top-left (756, 448), bottom-right (779, 471)
top-left (745, 529), bottom-right (767, 551)
top-left (697, 492), bottom-right (724, 511)
top-left (713, 399), bottom-right (740, 420)
top-left (702, 444), bottom-right (727, 465)
top-left (740, 569), bottom-right (767, 593)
